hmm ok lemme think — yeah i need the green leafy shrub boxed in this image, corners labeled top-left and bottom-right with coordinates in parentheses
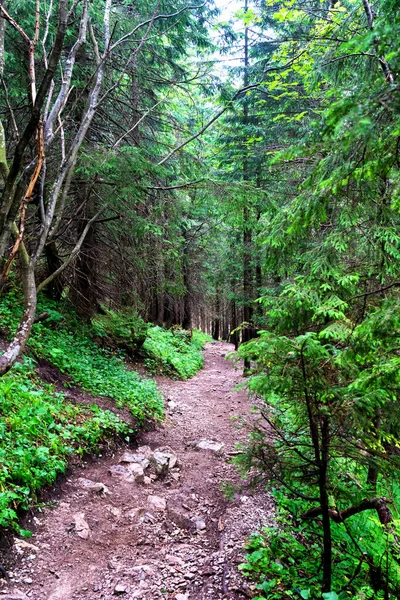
top-left (143, 326), bottom-right (210, 379)
top-left (236, 315), bottom-right (400, 598)
top-left (239, 486), bottom-right (400, 599)
top-left (30, 326), bottom-right (163, 424)
top-left (0, 359), bottom-right (131, 531)
top-left (92, 307), bottom-right (149, 352)
top-left (0, 295), bottom-right (163, 423)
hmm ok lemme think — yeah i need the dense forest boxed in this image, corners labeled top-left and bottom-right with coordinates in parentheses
top-left (0, 0), bottom-right (399, 598)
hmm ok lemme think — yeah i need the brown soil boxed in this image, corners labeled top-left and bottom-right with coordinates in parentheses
top-left (1, 342), bottom-right (273, 600)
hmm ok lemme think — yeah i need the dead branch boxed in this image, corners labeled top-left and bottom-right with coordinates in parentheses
top-left (302, 497), bottom-right (393, 526)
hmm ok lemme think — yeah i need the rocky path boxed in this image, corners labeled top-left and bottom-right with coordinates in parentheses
top-left (2, 342), bottom-right (273, 600)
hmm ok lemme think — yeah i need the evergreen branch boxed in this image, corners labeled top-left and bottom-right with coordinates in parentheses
top-left (157, 49), bottom-right (309, 166)
top-left (110, 4), bottom-right (205, 51)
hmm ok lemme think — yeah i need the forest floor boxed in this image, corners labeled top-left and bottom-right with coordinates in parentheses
top-left (1, 342), bottom-right (274, 600)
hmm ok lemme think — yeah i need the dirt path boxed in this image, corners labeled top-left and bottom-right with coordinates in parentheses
top-left (2, 342), bottom-right (273, 600)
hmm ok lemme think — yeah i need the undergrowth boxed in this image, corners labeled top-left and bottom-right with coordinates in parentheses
top-left (239, 484), bottom-right (400, 600)
top-left (0, 292), bottom-right (163, 423)
top-left (0, 358), bottom-right (131, 533)
top-left (92, 307), bottom-right (149, 352)
top-left (143, 326), bottom-right (211, 379)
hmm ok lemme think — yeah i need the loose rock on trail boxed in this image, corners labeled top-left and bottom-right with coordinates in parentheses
top-left (1, 342), bottom-right (274, 600)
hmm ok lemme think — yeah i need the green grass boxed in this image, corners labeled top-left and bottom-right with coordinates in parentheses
top-left (0, 359), bottom-right (131, 532)
top-left (143, 326), bottom-right (211, 379)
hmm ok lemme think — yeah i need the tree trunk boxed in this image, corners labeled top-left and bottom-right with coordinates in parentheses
top-left (200, 306), bottom-right (206, 333)
top-left (0, 234), bottom-right (36, 375)
top-left (212, 292), bottom-right (220, 340)
top-left (367, 410), bottom-right (381, 494)
top-left (44, 241), bottom-right (64, 300)
top-left (230, 299), bottom-right (239, 350)
top-left (70, 185), bottom-right (99, 315)
top-left (320, 416), bottom-right (332, 593)
top-left (242, 2), bottom-right (252, 373)
top-left (182, 237), bottom-right (192, 329)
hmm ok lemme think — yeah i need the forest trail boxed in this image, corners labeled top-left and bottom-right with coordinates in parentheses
top-left (3, 342), bottom-right (273, 600)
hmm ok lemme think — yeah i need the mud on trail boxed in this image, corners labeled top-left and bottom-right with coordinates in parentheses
top-left (1, 342), bottom-right (273, 600)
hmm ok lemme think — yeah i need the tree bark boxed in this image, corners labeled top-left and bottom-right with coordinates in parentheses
top-left (0, 226), bottom-right (36, 375)
top-left (212, 292), bottom-right (221, 340)
top-left (303, 497), bottom-right (393, 526)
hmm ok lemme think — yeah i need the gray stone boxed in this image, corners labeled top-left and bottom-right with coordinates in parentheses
top-left (192, 516), bottom-right (206, 532)
top-left (147, 495), bottom-right (167, 511)
top-left (77, 477), bottom-right (110, 495)
top-left (143, 512), bottom-right (156, 523)
top-left (127, 463), bottom-right (145, 483)
top-left (108, 465), bottom-right (134, 482)
top-left (113, 583), bottom-right (127, 594)
top-left (151, 446), bottom-right (179, 474)
top-left (0, 594), bottom-right (29, 600)
top-left (136, 445), bottom-right (153, 459)
top-left (73, 513), bottom-right (90, 539)
top-left (195, 439), bottom-right (224, 455)
top-left (120, 453), bottom-right (150, 470)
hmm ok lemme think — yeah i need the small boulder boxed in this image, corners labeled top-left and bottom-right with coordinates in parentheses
top-left (127, 463), bottom-right (145, 483)
top-left (136, 445), bottom-right (153, 459)
top-left (151, 446), bottom-right (179, 474)
top-left (120, 452), bottom-right (149, 470)
top-left (167, 506), bottom-right (195, 531)
top-left (73, 513), bottom-right (90, 539)
top-left (128, 507), bottom-right (146, 522)
top-left (107, 505), bottom-right (121, 519)
top-left (113, 583), bottom-right (127, 594)
top-left (77, 477), bottom-right (110, 495)
top-left (195, 439), bottom-right (224, 455)
top-left (14, 539), bottom-right (39, 554)
top-left (108, 465), bottom-right (134, 482)
top-left (192, 516), bottom-right (206, 532)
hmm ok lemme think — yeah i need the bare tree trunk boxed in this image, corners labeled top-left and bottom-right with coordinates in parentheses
top-left (320, 416), bottom-right (332, 593)
top-left (70, 185), bottom-right (99, 315)
top-left (0, 226), bottom-right (36, 375)
top-left (242, 1), bottom-right (252, 373)
top-left (44, 241), bottom-right (63, 300)
top-left (182, 245), bottom-right (192, 330)
top-left (212, 291), bottom-right (220, 340)
top-left (229, 299), bottom-right (239, 350)
top-left (301, 347), bottom-right (332, 592)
